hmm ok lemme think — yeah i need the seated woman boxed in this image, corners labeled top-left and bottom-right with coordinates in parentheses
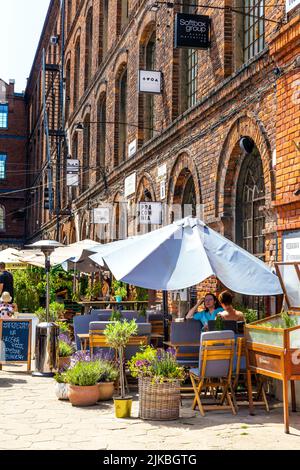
top-left (218, 290), bottom-right (245, 321)
top-left (0, 291), bottom-right (16, 319)
top-left (186, 293), bottom-right (224, 330)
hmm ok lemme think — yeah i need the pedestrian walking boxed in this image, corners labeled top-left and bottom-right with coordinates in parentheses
top-left (0, 262), bottom-right (14, 302)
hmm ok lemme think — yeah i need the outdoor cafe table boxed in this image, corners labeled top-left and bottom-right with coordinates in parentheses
top-left (77, 332), bottom-right (164, 350)
top-left (79, 300), bottom-right (157, 314)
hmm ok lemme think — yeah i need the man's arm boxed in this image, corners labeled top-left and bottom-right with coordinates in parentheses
top-left (0, 283), bottom-right (3, 296)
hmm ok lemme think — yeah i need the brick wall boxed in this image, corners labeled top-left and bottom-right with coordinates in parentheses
top-left (0, 80), bottom-right (26, 247)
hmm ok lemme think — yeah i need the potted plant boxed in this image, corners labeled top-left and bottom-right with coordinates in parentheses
top-left (115, 286), bottom-right (127, 303)
top-left (54, 370), bottom-right (69, 400)
top-left (65, 359), bottom-right (103, 406)
top-left (128, 346), bottom-right (185, 420)
top-left (58, 334), bottom-right (74, 369)
top-left (104, 320), bottom-right (138, 418)
top-left (97, 360), bottom-right (119, 401)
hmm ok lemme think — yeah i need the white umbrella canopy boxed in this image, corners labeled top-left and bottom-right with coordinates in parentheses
top-left (64, 238), bottom-right (139, 273)
top-left (90, 217), bottom-right (283, 295)
top-left (50, 239), bottom-right (102, 266)
top-left (0, 248), bottom-right (28, 268)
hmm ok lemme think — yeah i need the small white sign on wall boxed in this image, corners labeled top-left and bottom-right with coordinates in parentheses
top-left (92, 207), bottom-right (110, 224)
top-left (160, 180), bottom-right (166, 200)
top-left (124, 172), bottom-right (136, 198)
top-left (139, 70), bottom-right (162, 94)
top-left (157, 163), bottom-right (167, 180)
top-left (283, 236), bottom-right (300, 261)
top-left (128, 139), bottom-right (137, 158)
top-left (139, 202), bottom-right (162, 225)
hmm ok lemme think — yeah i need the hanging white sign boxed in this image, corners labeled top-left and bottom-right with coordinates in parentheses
top-left (157, 163), bottom-right (167, 180)
top-left (66, 159), bottom-right (79, 173)
top-left (124, 172), bottom-right (136, 198)
top-left (139, 70), bottom-right (162, 94)
top-left (128, 139), bottom-right (137, 157)
top-left (92, 207), bottom-right (110, 224)
top-left (139, 202), bottom-right (162, 225)
top-left (283, 235), bottom-right (300, 261)
top-left (286, 0), bottom-right (300, 12)
top-left (160, 180), bottom-right (166, 200)
top-left (67, 173), bottom-right (79, 186)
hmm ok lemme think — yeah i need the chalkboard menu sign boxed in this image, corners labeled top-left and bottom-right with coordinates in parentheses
top-left (174, 13), bottom-right (211, 49)
top-left (0, 319), bottom-right (32, 371)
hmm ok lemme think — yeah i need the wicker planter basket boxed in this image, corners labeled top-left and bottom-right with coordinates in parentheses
top-left (138, 377), bottom-right (181, 420)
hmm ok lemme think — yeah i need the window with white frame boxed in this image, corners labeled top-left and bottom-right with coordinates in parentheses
top-left (243, 0), bottom-right (265, 62)
top-left (0, 154), bottom-right (7, 179)
top-left (0, 104), bottom-right (8, 128)
top-left (187, 49), bottom-right (198, 108)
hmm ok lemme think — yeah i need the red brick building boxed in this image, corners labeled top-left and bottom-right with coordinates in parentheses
top-left (25, 1), bottom-right (300, 309)
top-left (0, 79), bottom-right (26, 248)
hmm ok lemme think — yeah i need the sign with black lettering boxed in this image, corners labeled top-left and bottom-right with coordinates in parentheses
top-left (139, 202), bottom-right (162, 225)
top-left (174, 13), bottom-right (211, 49)
top-left (139, 70), bottom-right (162, 94)
top-left (0, 319), bottom-right (32, 370)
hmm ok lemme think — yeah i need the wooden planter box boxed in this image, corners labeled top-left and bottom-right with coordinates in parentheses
top-left (245, 261), bottom-right (300, 434)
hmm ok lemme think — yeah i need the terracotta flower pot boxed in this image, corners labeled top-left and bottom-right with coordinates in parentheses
top-left (68, 384), bottom-right (99, 406)
top-left (55, 382), bottom-right (69, 400)
top-left (58, 356), bottom-right (71, 370)
top-left (98, 381), bottom-right (115, 401)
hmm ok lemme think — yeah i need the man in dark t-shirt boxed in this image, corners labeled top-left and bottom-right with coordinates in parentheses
top-left (0, 262), bottom-right (14, 302)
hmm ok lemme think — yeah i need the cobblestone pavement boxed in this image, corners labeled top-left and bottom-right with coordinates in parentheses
top-left (1, 366), bottom-right (300, 450)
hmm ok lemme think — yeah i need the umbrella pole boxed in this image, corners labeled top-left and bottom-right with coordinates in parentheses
top-left (162, 290), bottom-right (169, 344)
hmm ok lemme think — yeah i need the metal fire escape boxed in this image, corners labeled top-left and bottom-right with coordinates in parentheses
top-left (42, 0), bottom-right (66, 240)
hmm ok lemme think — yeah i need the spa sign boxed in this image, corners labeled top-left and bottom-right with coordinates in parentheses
top-left (175, 13), bottom-right (211, 49)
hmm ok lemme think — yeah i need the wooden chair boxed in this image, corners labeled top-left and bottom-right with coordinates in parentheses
top-left (190, 331), bottom-right (237, 416)
top-left (234, 336), bottom-right (269, 411)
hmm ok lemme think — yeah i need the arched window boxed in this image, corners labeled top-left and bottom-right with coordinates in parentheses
top-left (84, 8), bottom-right (93, 90)
top-left (65, 59), bottom-right (71, 120)
top-left (236, 147), bottom-right (265, 258)
top-left (82, 114), bottom-right (91, 191)
top-left (99, 0), bottom-right (109, 63)
top-left (144, 31), bottom-right (156, 141)
top-left (74, 37), bottom-right (80, 107)
top-left (0, 205), bottom-right (5, 231)
top-left (114, 66), bottom-right (127, 166)
top-left (97, 94), bottom-right (106, 176)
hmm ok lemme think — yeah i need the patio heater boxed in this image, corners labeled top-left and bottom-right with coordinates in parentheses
top-left (26, 240), bottom-right (65, 377)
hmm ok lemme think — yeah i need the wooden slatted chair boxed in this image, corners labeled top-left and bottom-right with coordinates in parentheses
top-left (189, 330), bottom-right (237, 416)
top-left (234, 336), bottom-right (269, 411)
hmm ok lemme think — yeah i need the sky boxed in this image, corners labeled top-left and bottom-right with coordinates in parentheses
top-left (0, 0), bottom-right (51, 92)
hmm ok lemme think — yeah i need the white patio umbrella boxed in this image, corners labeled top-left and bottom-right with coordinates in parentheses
top-left (64, 237), bottom-right (139, 272)
top-left (90, 217), bottom-right (283, 295)
top-left (0, 248), bottom-right (27, 268)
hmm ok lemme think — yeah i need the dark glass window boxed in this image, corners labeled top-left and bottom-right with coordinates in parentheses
top-left (244, 0), bottom-right (265, 62)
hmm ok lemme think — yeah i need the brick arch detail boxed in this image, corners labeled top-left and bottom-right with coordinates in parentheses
top-left (135, 173), bottom-right (156, 203)
top-left (79, 212), bottom-right (89, 241)
top-left (81, 103), bottom-right (92, 120)
top-left (83, 0), bottom-right (93, 18)
top-left (167, 151), bottom-right (201, 207)
top-left (95, 80), bottom-right (107, 102)
top-left (113, 49), bottom-right (128, 75)
top-left (138, 20), bottom-right (156, 45)
top-left (216, 113), bottom-right (274, 219)
top-left (73, 27), bottom-right (81, 45)
top-left (136, 10), bottom-right (156, 39)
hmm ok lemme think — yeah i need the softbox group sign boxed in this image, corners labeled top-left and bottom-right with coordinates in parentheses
top-left (175, 13), bottom-right (211, 49)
